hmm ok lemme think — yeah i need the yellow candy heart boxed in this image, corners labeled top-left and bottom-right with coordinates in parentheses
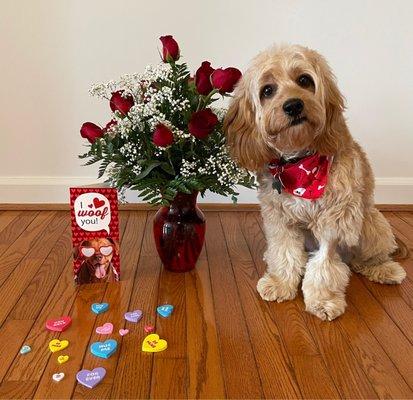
top-left (57, 355), bottom-right (69, 364)
top-left (49, 339), bottom-right (69, 353)
top-left (142, 334), bottom-right (167, 353)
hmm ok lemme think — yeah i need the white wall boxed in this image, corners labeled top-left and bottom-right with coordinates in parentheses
top-left (1, 0), bottom-right (412, 203)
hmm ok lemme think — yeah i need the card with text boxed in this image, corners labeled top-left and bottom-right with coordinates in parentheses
top-left (70, 187), bottom-right (120, 284)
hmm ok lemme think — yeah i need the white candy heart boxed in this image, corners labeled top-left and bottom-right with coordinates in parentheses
top-left (52, 372), bottom-right (65, 382)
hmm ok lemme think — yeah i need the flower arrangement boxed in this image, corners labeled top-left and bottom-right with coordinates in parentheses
top-left (79, 35), bottom-right (254, 205)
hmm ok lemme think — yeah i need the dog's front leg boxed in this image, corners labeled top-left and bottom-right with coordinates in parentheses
top-left (257, 208), bottom-right (307, 302)
top-left (302, 231), bottom-right (351, 321)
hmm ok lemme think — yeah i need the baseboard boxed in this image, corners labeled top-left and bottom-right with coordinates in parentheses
top-left (0, 176), bottom-right (413, 205)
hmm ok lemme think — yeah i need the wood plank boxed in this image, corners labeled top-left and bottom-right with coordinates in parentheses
top-left (0, 320), bottom-right (33, 382)
top-left (254, 212), bottom-right (378, 399)
top-left (0, 211), bottom-right (38, 257)
top-left (337, 302), bottom-right (413, 398)
top-left (0, 211), bottom-right (55, 286)
top-left (34, 212), bottom-right (132, 399)
top-left (0, 211), bottom-right (21, 234)
top-left (0, 381), bottom-right (38, 399)
top-left (204, 212), bottom-right (263, 399)
top-left (347, 274), bottom-right (413, 387)
top-left (0, 212), bottom-right (69, 326)
top-left (240, 212), bottom-right (340, 399)
top-left (185, 248), bottom-right (226, 399)
top-left (150, 358), bottom-right (187, 399)
top-left (70, 212), bottom-right (147, 400)
top-left (110, 212), bottom-right (162, 399)
top-left (220, 212), bottom-right (302, 399)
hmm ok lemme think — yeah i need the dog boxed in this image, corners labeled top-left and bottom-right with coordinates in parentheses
top-left (224, 44), bottom-right (406, 321)
top-left (74, 237), bottom-right (119, 284)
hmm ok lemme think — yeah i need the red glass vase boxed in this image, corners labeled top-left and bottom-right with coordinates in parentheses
top-left (153, 191), bottom-right (206, 272)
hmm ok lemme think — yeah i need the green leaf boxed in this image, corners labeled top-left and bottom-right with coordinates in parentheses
top-left (135, 161), bottom-right (162, 180)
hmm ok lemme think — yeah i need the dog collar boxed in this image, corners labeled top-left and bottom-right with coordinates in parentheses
top-left (268, 152), bottom-right (332, 200)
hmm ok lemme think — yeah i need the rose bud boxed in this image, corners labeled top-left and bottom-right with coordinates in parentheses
top-left (159, 35), bottom-right (180, 62)
top-left (195, 61), bottom-right (215, 95)
top-left (211, 67), bottom-right (242, 93)
top-left (110, 91), bottom-right (134, 115)
top-left (188, 108), bottom-right (218, 139)
top-left (152, 124), bottom-right (174, 147)
top-left (80, 122), bottom-right (104, 143)
top-left (103, 119), bottom-right (117, 133)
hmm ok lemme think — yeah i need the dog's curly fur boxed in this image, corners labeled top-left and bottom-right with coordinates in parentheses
top-left (224, 44), bottom-right (406, 321)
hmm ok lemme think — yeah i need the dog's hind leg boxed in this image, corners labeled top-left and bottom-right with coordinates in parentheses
top-left (351, 208), bottom-right (406, 284)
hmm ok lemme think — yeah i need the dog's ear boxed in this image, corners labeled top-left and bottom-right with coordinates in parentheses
top-left (224, 78), bottom-right (271, 171)
top-left (309, 51), bottom-right (346, 155)
top-left (107, 237), bottom-right (119, 254)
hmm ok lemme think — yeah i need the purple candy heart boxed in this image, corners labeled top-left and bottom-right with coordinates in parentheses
top-left (124, 309), bottom-right (143, 323)
top-left (76, 367), bottom-right (106, 389)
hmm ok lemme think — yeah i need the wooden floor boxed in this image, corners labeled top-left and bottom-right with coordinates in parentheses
top-left (0, 210), bottom-right (412, 399)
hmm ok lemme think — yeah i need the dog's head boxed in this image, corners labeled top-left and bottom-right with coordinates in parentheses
top-left (224, 45), bottom-right (345, 171)
top-left (75, 237), bottom-right (119, 280)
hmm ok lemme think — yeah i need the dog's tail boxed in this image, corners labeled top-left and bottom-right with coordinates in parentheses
top-left (392, 237), bottom-right (410, 261)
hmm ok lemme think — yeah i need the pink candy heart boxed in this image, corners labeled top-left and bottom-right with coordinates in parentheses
top-left (119, 329), bottom-right (129, 336)
top-left (96, 323), bottom-right (113, 335)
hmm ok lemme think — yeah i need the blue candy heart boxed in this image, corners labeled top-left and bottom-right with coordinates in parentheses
top-left (20, 345), bottom-right (31, 355)
top-left (90, 339), bottom-right (117, 359)
top-left (157, 304), bottom-right (174, 318)
top-left (91, 303), bottom-right (109, 314)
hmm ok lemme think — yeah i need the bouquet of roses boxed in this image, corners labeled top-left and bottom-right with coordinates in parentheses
top-left (79, 35), bottom-right (254, 205)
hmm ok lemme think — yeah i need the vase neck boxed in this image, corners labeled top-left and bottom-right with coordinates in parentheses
top-left (171, 191), bottom-right (198, 209)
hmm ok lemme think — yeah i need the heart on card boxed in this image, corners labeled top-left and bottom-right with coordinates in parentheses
top-left (45, 316), bottom-right (72, 332)
top-left (20, 345), bottom-right (31, 355)
top-left (96, 322), bottom-right (113, 335)
top-left (49, 339), bottom-right (69, 353)
top-left (52, 372), bottom-right (65, 382)
top-left (119, 329), bottom-right (129, 336)
top-left (90, 339), bottom-right (117, 359)
top-left (93, 197), bottom-right (105, 208)
top-left (76, 367), bottom-right (106, 389)
top-left (142, 334), bottom-right (167, 353)
top-left (91, 303), bottom-right (109, 314)
top-left (124, 309), bottom-right (143, 323)
top-left (57, 355), bottom-right (69, 364)
top-left (157, 304), bottom-right (174, 318)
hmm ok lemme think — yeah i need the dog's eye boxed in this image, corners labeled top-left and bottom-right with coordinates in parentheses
top-left (297, 74), bottom-right (314, 89)
top-left (260, 84), bottom-right (276, 99)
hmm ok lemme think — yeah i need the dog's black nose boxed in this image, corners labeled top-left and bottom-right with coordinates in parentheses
top-left (283, 98), bottom-right (304, 117)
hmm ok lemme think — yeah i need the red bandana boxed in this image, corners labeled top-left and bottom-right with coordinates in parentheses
top-left (268, 153), bottom-right (332, 200)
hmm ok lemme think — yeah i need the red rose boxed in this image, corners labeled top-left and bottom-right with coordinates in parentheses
top-left (195, 61), bottom-right (215, 95)
top-left (188, 108), bottom-right (218, 139)
top-left (159, 35), bottom-right (180, 62)
top-left (103, 119), bottom-right (117, 133)
top-left (152, 124), bottom-right (174, 147)
top-left (110, 91), bottom-right (134, 115)
top-left (80, 122), bottom-right (104, 143)
top-left (211, 67), bottom-right (242, 93)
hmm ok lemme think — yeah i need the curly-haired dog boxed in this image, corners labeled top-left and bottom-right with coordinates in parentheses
top-left (224, 45), bottom-right (406, 321)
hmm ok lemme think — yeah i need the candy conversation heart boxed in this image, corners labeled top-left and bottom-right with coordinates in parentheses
top-left (157, 304), bottom-right (174, 318)
top-left (57, 355), bottom-right (69, 364)
top-left (142, 334), bottom-right (168, 353)
top-left (45, 316), bottom-right (72, 332)
top-left (90, 339), bottom-right (117, 359)
top-left (119, 329), bottom-right (129, 336)
top-left (96, 323), bottom-right (113, 335)
top-left (91, 303), bottom-right (109, 314)
top-left (124, 310), bottom-right (143, 323)
top-left (52, 372), bottom-right (65, 382)
top-left (76, 367), bottom-right (106, 389)
top-left (20, 345), bottom-right (31, 355)
top-left (49, 339), bottom-right (69, 353)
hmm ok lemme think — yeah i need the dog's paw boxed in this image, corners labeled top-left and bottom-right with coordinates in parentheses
top-left (257, 273), bottom-right (297, 302)
top-left (305, 295), bottom-right (346, 321)
top-left (358, 261), bottom-right (406, 284)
